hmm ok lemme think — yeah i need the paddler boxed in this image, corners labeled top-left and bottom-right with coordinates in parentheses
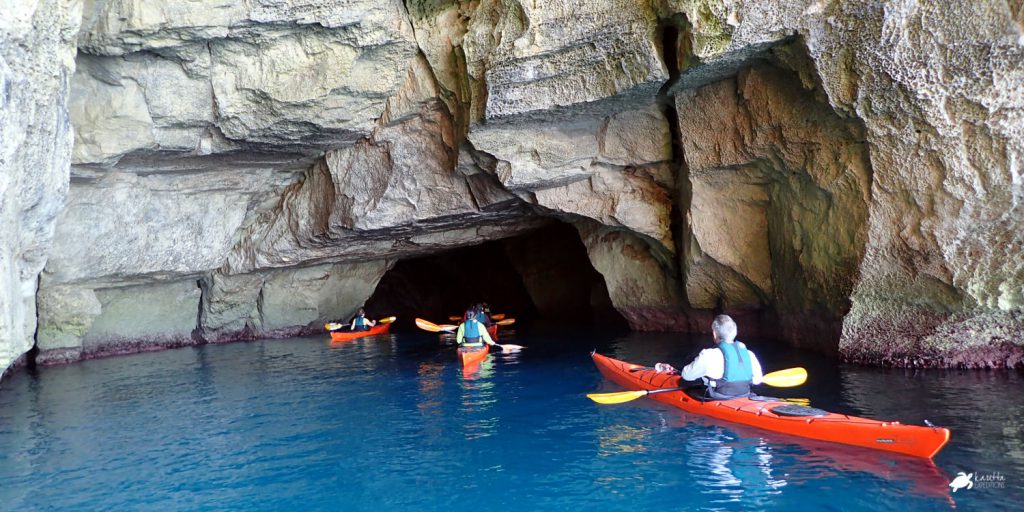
top-left (349, 308), bottom-right (377, 332)
top-left (659, 314), bottom-right (764, 399)
top-left (474, 303), bottom-right (493, 327)
top-left (457, 307), bottom-right (498, 349)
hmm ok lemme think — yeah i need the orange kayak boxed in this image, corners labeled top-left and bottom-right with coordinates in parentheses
top-left (329, 323), bottom-right (391, 343)
top-left (592, 352), bottom-right (950, 459)
top-left (459, 345), bottom-right (489, 366)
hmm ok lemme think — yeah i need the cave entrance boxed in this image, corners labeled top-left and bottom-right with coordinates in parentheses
top-left (364, 222), bottom-right (628, 332)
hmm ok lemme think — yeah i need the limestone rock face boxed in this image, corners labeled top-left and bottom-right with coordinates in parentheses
top-left (198, 261), bottom-right (391, 342)
top-left (578, 224), bottom-right (690, 331)
top-left (7, 0), bottom-right (1023, 371)
top-left (32, 0), bottom-right (426, 363)
top-left (676, 64), bottom-right (872, 353)
top-left (464, 0), bottom-right (668, 122)
top-left (0, 0), bottom-right (81, 376)
top-left (73, 0), bottom-right (418, 163)
top-left (35, 280), bottom-right (202, 365)
top-left (666, 0), bottom-right (1024, 365)
top-left (223, 57), bottom-right (545, 274)
top-left (44, 171), bottom-right (272, 286)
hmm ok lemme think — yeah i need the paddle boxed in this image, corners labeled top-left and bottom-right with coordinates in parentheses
top-left (586, 367), bottom-right (808, 404)
top-left (415, 318), bottom-right (458, 333)
top-left (490, 313), bottom-right (506, 321)
top-left (416, 319), bottom-right (525, 352)
top-left (448, 315), bottom-right (462, 322)
top-left (495, 318), bottom-right (515, 326)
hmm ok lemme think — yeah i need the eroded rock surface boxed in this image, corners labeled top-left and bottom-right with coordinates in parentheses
top-left (677, 63), bottom-right (872, 353)
top-left (5, 0), bottom-right (1023, 371)
top-left (0, 0), bottom-right (81, 375)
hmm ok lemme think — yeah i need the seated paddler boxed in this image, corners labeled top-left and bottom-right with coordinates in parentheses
top-left (664, 314), bottom-right (764, 399)
top-left (349, 308), bottom-right (376, 332)
top-left (456, 307), bottom-right (497, 349)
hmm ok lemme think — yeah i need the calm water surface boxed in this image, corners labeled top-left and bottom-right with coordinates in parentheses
top-left (1, 332), bottom-right (1021, 511)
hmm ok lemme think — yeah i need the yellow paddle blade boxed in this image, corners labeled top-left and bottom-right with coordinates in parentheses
top-left (377, 316), bottom-right (397, 324)
top-left (415, 318), bottom-right (443, 332)
top-left (324, 322), bottom-right (343, 331)
top-left (496, 318), bottom-right (516, 326)
top-left (763, 367), bottom-right (807, 387)
top-left (438, 324), bottom-right (458, 332)
top-left (586, 390), bottom-right (649, 404)
top-left (448, 316), bottom-right (462, 322)
top-left (491, 313), bottom-right (506, 321)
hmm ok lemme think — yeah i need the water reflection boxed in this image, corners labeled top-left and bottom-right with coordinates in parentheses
top-left (460, 358), bottom-right (497, 440)
top-left (595, 425), bottom-right (649, 456)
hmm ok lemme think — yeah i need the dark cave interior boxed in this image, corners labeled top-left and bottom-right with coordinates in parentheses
top-left (364, 222), bottom-right (629, 333)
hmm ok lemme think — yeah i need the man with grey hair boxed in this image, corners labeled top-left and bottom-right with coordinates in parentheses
top-left (663, 314), bottom-right (764, 399)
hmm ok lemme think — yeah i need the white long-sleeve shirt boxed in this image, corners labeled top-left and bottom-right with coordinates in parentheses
top-left (681, 342), bottom-right (764, 385)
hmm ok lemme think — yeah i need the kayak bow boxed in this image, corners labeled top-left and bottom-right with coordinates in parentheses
top-left (591, 352), bottom-right (950, 458)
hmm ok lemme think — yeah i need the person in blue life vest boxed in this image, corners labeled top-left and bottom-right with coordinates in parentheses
top-left (658, 314), bottom-right (764, 399)
top-left (474, 303), bottom-right (493, 327)
top-left (349, 308), bottom-right (376, 332)
top-left (457, 307), bottom-right (498, 349)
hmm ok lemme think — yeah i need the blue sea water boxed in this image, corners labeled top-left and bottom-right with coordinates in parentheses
top-left (0, 331), bottom-right (1021, 511)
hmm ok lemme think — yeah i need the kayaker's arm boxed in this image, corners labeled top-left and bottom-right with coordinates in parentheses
top-left (456, 323), bottom-right (466, 345)
top-left (350, 319), bottom-right (357, 331)
top-left (481, 325), bottom-right (496, 346)
top-left (680, 349), bottom-right (709, 381)
top-left (749, 352), bottom-right (764, 385)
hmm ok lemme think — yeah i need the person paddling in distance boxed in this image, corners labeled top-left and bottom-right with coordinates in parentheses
top-left (349, 308), bottom-right (377, 332)
top-left (658, 314), bottom-right (764, 399)
top-left (457, 307), bottom-right (498, 349)
top-left (474, 303), bottom-right (493, 327)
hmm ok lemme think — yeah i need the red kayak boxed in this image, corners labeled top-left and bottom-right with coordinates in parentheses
top-left (592, 352), bottom-right (950, 459)
top-left (329, 323), bottom-right (391, 343)
top-left (459, 345), bottom-right (490, 366)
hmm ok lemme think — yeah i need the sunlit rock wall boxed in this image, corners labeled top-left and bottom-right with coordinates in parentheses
top-left (3, 0), bottom-right (1021, 370)
top-left (0, 0), bottom-right (81, 376)
top-left (664, 0), bottom-right (1024, 366)
top-left (676, 62), bottom-right (873, 354)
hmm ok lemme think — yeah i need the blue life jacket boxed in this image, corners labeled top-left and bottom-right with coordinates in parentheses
top-left (709, 341), bottom-right (753, 398)
top-left (463, 319), bottom-right (482, 340)
top-left (354, 315), bottom-right (367, 327)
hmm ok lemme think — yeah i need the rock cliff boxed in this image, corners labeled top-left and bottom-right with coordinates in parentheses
top-left (1, 0), bottom-right (1021, 375)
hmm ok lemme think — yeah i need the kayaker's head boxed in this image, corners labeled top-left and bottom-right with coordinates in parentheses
top-left (465, 308), bottom-right (475, 321)
top-left (357, 308), bottom-right (365, 317)
top-left (711, 314), bottom-right (737, 343)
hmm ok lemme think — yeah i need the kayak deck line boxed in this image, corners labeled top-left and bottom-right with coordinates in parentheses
top-left (592, 352), bottom-right (950, 459)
